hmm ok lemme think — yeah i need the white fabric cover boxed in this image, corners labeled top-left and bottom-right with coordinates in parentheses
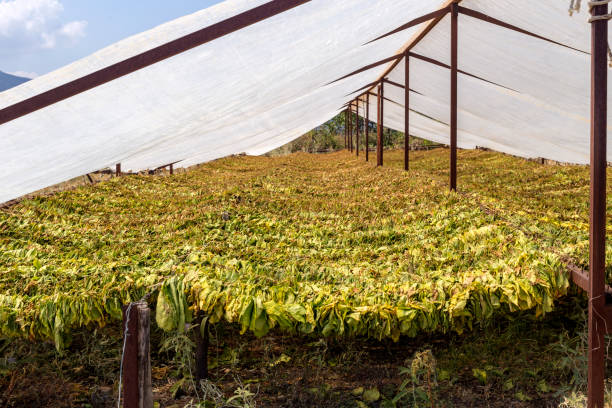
top-left (0, 0), bottom-right (608, 203)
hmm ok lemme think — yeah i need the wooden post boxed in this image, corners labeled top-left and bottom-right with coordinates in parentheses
top-left (588, 3), bottom-right (608, 407)
top-left (122, 302), bottom-right (153, 408)
top-left (355, 98), bottom-right (359, 157)
top-left (404, 53), bottom-right (410, 171)
top-left (116, 163), bottom-right (121, 177)
top-left (450, 2), bottom-right (458, 191)
top-left (194, 312), bottom-right (210, 382)
top-left (169, 163), bottom-right (174, 175)
top-left (365, 93), bottom-right (370, 162)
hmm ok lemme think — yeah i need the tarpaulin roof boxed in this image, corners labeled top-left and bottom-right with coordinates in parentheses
top-left (0, 0), bottom-right (608, 203)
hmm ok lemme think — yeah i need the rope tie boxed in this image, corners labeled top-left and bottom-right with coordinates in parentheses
top-left (117, 302), bottom-right (135, 408)
top-left (569, 0), bottom-right (582, 16)
top-left (589, 294), bottom-right (610, 354)
top-left (573, 1), bottom-right (612, 65)
top-left (588, 0), bottom-right (612, 22)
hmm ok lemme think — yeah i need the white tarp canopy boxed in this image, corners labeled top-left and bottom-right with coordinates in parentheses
top-left (0, 0), bottom-right (608, 204)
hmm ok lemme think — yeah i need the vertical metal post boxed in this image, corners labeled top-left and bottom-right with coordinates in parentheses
top-left (377, 82), bottom-right (385, 166)
top-left (377, 85), bottom-right (382, 166)
top-left (349, 102), bottom-right (353, 153)
top-left (344, 109), bottom-right (348, 149)
top-left (450, 2), bottom-right (458, 191)
top-left (365, 93), bottom-right (370, 162)
top-left (116, 163), bottom-right (121, 177)
top-left (356, 99), bottom-right (360, 157)
top-left (588, 3), bottom-right (608, 407)
top-left (404, 53), bottom-right (410, 171)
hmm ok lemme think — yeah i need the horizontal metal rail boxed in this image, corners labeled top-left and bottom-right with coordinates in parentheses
top-left (0, 0), bottom-right (310, 126)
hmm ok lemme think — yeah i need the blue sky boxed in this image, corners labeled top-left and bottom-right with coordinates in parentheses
top-left (1, 0), bottom-right (223, 78)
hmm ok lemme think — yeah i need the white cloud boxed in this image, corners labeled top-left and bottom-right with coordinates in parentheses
top-left (59, 20), bottom-right (86, 39)
top-left (0, 0), bottom-right (87, 50)
top-left (8, 70), bottom-right (38, 78)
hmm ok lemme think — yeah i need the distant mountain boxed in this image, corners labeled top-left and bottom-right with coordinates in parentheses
top-left (0, 71), bottom-right (30, 92)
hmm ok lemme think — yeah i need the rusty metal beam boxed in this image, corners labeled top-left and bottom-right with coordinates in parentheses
top-left (450, 2), bottom-right (458, 192)
top-left (569, 263), bottom-right (590, 293)
top-left (377, 83), bottom-right (384, 166)
top-left (346, 78), bottom-right (422, 98)
top-left (376, 85), bottom-right (381, 166)
top-left (349, 101), bottom-right (353, 153)
top-left (365, 93), bottom-right (370, 162)
top-left (0, 0), bottom-right (311, 126)
top-left (361, 0), bottom-right (461, 99)
top-left (408, 52), bottom-right (519, 93)
top-left (458, 6), bottom-right (587, 55)
top-left (366, 92), bottom-right (405, 109)
top-left (365, 6), bottom-right (451, 45)
top-left (383, 78), bottom-right (406, 90)
top-left (571, 265), bottom-right (612, 337)
top-left (328, 54), bottom-right (404, 86)
top-left (342, 51), bottom-right (518, 97)
top-left (356, 98), bottom-right (360, 157)
top-left (404, 53), bottom-right (410, 172)
top-left (154, 160), bottom-right (181, 171)
top-left (588, 3), bottom-right (608, 407)
top-left (344, 109), bottom-right (348, 149)
top-left (366, 91), bottom-right (452, 128)
top-left (347, 80), bottom-right (382, 97)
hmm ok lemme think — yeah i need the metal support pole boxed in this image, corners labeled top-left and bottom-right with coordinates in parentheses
top-left (377, 84), bottom-right (382, 166)
top-left (344, 110), bottom-right (348, 149)
top-left (349, 102), bottom-right (353, 153)
top-left (381, 82), bottom-right (384, 166)
top-left (356, 99), bottom-right (360, 157)
top-left (588, 3), bottom-right (608, 407)
top-left (404, 53), bottom-right (410, 171)
top-left (377, 82), bottom-right (384, 166)
top-left (450, 2), bottom-right (458, 191)
top-left (116, 163), bottom-right (121, 177)
top-left (366, 94), bottom-right (370, 162)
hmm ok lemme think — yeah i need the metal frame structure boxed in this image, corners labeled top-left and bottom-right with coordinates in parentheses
top-left (0, 0), bottom-right (310, 126)
top-left (404, 52), bottom-right (410, 171)
top-left (346, 2), bottom-right (609, 405)
top-left (366, 94), bottom-right (370, 162)
top-left (355, 99), bottom-right (360, 157)
top-left (450, 2), bottom-right (458, 191)
top-left (0, 0), bottom-right (607, 405)
top-left (377, 83), bottom-right (384, 166)
top-left (349, 101), bottom-right (354, 153)
top-left (588, 3), bottom-right (608, 406)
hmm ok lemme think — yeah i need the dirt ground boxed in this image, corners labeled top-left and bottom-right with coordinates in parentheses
top-left (0, 297), bottom-right (588, 408)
